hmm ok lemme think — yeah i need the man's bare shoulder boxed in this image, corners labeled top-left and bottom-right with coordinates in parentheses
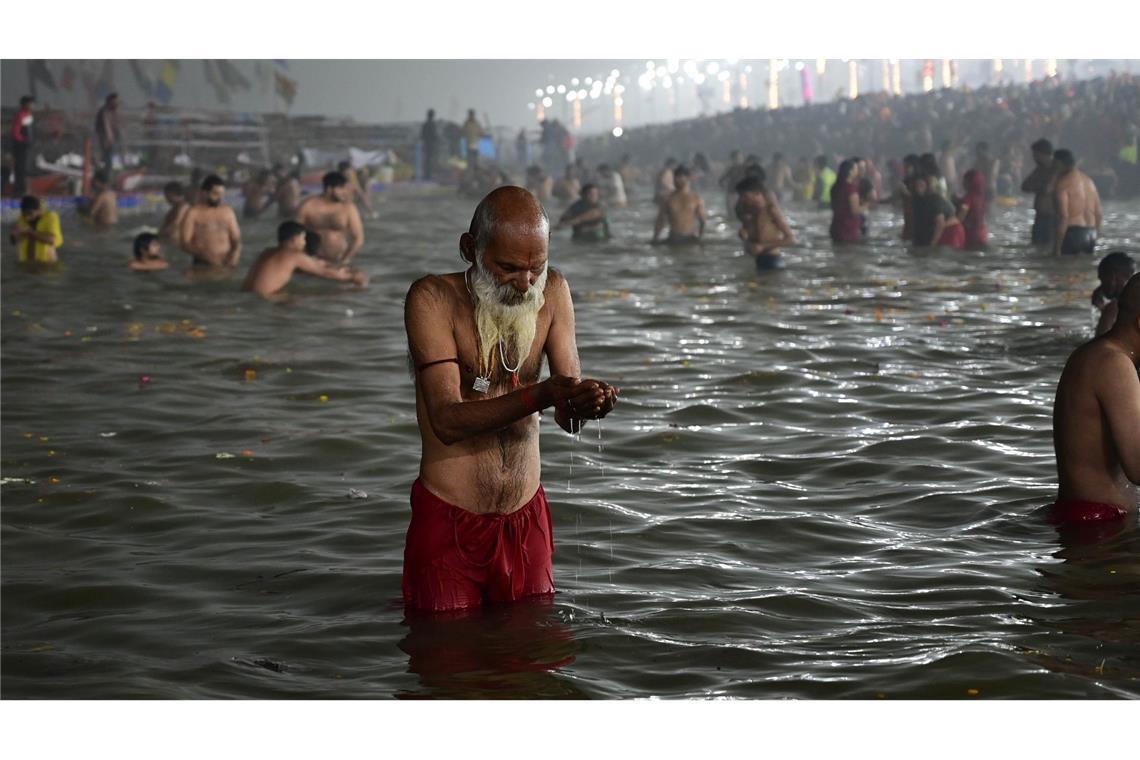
top-left (1066, 337), bottom-right (1134, 378)
top-left (406, 272), bottom-right (462, 307)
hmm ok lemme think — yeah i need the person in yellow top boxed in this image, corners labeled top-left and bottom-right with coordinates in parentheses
top-left (10, 195), bottom-right (63, 264)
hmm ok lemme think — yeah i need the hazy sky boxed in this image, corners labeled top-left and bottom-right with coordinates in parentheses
top-left (290, 60), bottom-right (634, 127)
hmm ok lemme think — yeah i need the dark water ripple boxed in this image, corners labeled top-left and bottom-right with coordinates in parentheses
top-left (3, 194), bottom-right (1139, 699)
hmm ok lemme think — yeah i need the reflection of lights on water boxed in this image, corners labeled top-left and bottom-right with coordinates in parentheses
top-left (556, 84), bottom-right (566, 94)
top-left (585, 77), bottom-right (592, 85)
top-left (662, 77), bottom-right (673, 89)
top-left (667, 58), bottom-right (680, 73)
top-left (614, 84), bottom-right (625, 95)
top-left (614, 97), bottom-right (623, 106)
top-left (646, 61), bottom-right (655, 70)
top-left (589, 90), bottom-right (600, 99)
top-left (612, 127), bottom-right (623, 137)
top-left (542, 96), bottom-right (553, 107)
top-left (610, 69), bottom-right (620, 77)
top-left (527, 102), bottom-right (535, 110)
top-left (567, 91), bottom-right (576, 101)
top-left (795, 61), bottom-right (805, 72)
top-left (683, 60), bottom-right (699, 78)
top-left (694, 74), bottom-right (706, 85)
top-left (676, 77), bottom-right (685, 85)
top-left (706, 61), bottom-right (719, 75)
top-left (571, 77), bottom-right (579, 86)
top-left (534, 88), bottom-right (544, 97)
top-left (745, 65), bottom-right (752, 73)
top-left (577, 89), bottom-right (587, 98)
top-left (545, 85), bottom-right (555, 94)
top-left (718, 70), bottom-right (731, 81)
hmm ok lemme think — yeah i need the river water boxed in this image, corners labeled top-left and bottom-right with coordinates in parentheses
top-left (2, 188), bottom-right (1138, 699)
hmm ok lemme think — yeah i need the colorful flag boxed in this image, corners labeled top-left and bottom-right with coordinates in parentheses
top-left (217, 60), bottom-right (251, 91)
top-left (154, 60), bottom-right (179, 104)
top-left (275, 71), bottom-right (299, 106)
top-left (204, 60), bottom-right (230, 104)
top-left (129, 60), bottom-right (155, 98)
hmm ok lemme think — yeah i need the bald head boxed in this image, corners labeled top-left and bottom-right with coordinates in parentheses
top-left (465, 186), bottom-right (549, 260)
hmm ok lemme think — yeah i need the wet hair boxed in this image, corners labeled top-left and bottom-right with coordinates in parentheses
top-left (20, 95), bottom-right (34, 106)
top-left (919, 153), bottom-right (941, 178)
top-left (1053, 149), bottom-right (1076, 169)
top-left (93, 170), bottom-right (109, 186)
top-left (106, 92), bottom-right (119, 104)
top-left (337, 161), bottom-right (351, 172)
top-left (201, 174), bottom-right (225, 192)
top-left (1031, 138), bottom-right (1053, 155)
top-left (665, 157), bottom-right (677, 167)
top-left (744, 163), bottom-right (767, 183)
top-left (735, 175), bottom-right (765, 194)
top-left (467, 186), bottom-right (550, 256)
top-left (277, 220), bottom-right (307, 244)
top-left (835, 159), bottom-right (857, 186)
top-left (580, 183), bottom-right (598, 198)
top-left (163, 181), bottom-right (184, 197)
top-left (1098, 251), bottom-right (1135, 280)
top-left (673, 165), bottom-right (691, 179)
top-left (814, 155), bottom-right (829, 170)
top-left (323, 171), bottom-right (348, 189)
top-left (304, 231), bottom-right (321, 256)
top-left (133, 232), bottom-right (158, 260)
top-left (20, 195), bottom-right (41, 213)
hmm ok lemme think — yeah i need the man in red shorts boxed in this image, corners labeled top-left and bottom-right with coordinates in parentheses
top-left (1051, 274), bottom-right (1140, 528)
top-left (402, 186), bottom-right (619, 612)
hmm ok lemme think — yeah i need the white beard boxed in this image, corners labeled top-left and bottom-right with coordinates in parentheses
top-left (470, 257), bottom-right (547, 374)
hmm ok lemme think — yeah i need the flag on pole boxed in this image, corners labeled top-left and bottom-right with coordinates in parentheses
top-left (128, 60), bottom-right (155, 98)
top-left (154, 61), bottom-right (179, 104)
top-left (28, 60), bottom-right (58, 93)
top-left (275, 71), bottom-right (299, 106)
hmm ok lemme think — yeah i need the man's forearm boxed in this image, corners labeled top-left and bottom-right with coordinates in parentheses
top-left (428, 383), bottom-right (553, 445)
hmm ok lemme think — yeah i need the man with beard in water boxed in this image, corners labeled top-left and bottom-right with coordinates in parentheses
top-left (179, 174), bottom-right (242, 268)
top-left (402, 186), bottom-right (619, 612)
top-left (294, 171), bottom-right (365, 264)
top-left (1051, 273), bottom-right (1140, 528)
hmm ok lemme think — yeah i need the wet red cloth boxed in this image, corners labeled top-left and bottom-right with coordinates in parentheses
top-left (402, 479), bottom-right (555, 612)
top-left (1048, 499), bottom-right (1128, 525)
top-left (960, 170), bottom-right (988, 247)
top-left (938, 222), bottom-right (966, 249)
top-left (829, 180), bottom-right (862, 242)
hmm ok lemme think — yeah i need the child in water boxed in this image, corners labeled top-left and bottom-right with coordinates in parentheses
top-left (129, 232), bottom-right (169, 272)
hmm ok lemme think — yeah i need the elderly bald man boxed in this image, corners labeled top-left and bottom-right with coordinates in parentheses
top-left (1052, 273), bottom-right (1140, 528)
top-left (402, 186), bottom-right (619, 613)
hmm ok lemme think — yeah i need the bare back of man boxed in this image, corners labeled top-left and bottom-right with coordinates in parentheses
top-left (241, 246), bottom-right (365, 298)
top-left (1052, 275), bottom-right (1140, 520)
top-left (1054, 165), bottom-right (1102, 255)
top-left (90, 188), bottom-right (118, 229)
top-left (737, 189), bottom-right (794, 256)
top-left (159, 201), bottom-right (189, 242)
top-left (181, 204), bottom-right (241, 267)
top-left (295, 195), bottom-right (363, 263)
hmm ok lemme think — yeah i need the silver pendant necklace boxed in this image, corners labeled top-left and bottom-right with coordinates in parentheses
top-left (465, 268), bottom-right (493, 394)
